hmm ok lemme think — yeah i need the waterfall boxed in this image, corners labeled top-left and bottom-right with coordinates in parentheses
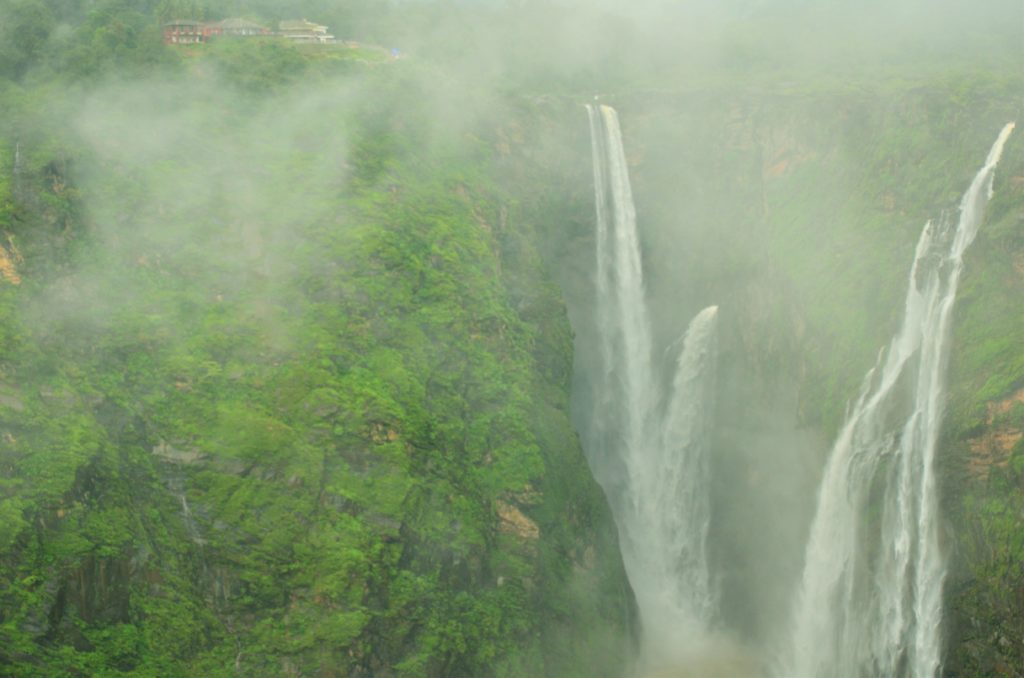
top-left (585, 103), bottom-right (719, 668)
top-left (179, 492), bottom-right (207, 546)
top-left (13, 141), bottom-right (22, 199)
top-left (783, 122), bottom-right (1015, 678)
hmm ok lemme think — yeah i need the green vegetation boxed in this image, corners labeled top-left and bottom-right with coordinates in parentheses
top-left (0, 3), bottom-right (632, 676)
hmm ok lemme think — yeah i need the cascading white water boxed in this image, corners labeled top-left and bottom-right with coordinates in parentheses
top-left (783, 122), bottom-right (1016, 678)
top-left (585, 103), bottom-right (719, 668)
top-left (644, 305), bottom-right (719, 645)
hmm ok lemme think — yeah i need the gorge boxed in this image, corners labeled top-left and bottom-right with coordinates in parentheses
top-left (578, 98), bottom-right (1017, 676)
top-left (1, 2), bottom-right (1024, 676)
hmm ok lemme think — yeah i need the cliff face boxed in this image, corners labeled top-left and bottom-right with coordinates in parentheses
top-left (943, 140), bottom-right (1024, 675)
top-left (0, 63), bottom-right (634, 676)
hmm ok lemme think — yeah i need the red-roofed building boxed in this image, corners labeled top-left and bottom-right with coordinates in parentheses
top-left (163, 19), bottom-right (206, 44)
top-left (163, 18), bottom-right (271, 45)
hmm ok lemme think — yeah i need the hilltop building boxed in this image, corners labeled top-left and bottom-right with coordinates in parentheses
top-left (278, 19), bottom-right (335, 44)
top-left (208, 18), bottom-right (270, 38)
top-left (162, 18), bottom-right (271, 44)
top-left (163, 19), bottom-right (206, 44)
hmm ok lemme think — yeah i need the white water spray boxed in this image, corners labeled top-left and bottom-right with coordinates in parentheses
top-left (585, 104), bottom-right (720, 668)
top-left (783, 122), bottom-right (1015, 678)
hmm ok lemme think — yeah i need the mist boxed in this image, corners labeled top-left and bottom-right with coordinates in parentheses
top-left (1, 0), bottom-right (1022, 675)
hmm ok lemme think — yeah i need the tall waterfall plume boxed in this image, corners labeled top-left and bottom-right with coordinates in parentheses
top-left (783, 122), bottom-right (1016, 678)
top-left (585, 103), bottom-right (720, 667)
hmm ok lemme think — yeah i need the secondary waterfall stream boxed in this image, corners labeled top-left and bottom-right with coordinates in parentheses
top-left (783, 121), bottom-right (1016, 678)
top-left (584, 104), bottom-right (720, 669)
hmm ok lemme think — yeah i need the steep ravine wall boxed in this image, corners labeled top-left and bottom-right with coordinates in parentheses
top-left (0, 69), bottom-right (636, 676)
